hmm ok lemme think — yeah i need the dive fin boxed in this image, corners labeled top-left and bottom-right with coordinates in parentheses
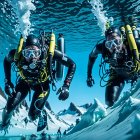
top-left (37, 110), bottom-right (47, 132)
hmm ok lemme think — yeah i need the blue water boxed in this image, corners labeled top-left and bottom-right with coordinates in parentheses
top-left (1, 0), bottom-right (140, 53)
top-left (0, 0), bottom-right (140, 138)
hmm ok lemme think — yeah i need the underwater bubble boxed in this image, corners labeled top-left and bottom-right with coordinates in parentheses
top-left (134, 5), bottom-right (140, 13)
top-left (6, 0), bottom-right (36, 38)
top-left (88, 0), bottom-right (108, 35)
top-left (1, 7), bottom-right (6, 13)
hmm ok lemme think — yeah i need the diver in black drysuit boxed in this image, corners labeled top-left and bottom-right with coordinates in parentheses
top-left (87, 26), bottom-right (140, 107)
top-left (1, 34), bottom-right (76, 131)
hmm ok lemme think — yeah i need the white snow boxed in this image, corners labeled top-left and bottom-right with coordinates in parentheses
top-left (58, 114), bottom-right (79, 125)
top-left (68, 98), bottom-right (107, 134)
top-left (131, 113), bottom-right (140, 137)
top-left (0, 97), bottom-right (70, 136)
top-left (44, 107), bottom-right (69, 134)
top-left (77, 106), bottom-right (87, 114)
top-left (61, 80), bottom-right (140, 140)
top-left (58, 103), bottom-right (88, 126)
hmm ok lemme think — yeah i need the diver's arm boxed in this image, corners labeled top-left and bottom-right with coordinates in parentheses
top-left (87, 44), bottom-right (101, 77)
top-left (136, 38), bottom-right (140, 53)
top-left (4, 49), bottom-right (16, 81)
top-left (54, 50), bottom-right (76, 87)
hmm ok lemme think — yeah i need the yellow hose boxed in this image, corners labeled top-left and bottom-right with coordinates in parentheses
top-left (105, 21), bottom-right (110, 30)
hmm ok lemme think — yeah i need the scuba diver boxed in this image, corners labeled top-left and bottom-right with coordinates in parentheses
top-left (40, 131), bottom-right (47, 140)
top-left (63, 130), bottom-right (67, 135)
top-left (57, 127), bottom-right (62, 138)
top-left (29, 133), bottom-right (38, 140)
top-left (0, 32), bottom-right (76, 133)
top-left (87, 24), bottom-right (140, 107)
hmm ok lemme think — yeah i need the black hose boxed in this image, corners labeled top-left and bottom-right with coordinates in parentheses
top-left (48, 53), bottom-right (56, 91)
top-left (99, 57), bottom-right (111, 87)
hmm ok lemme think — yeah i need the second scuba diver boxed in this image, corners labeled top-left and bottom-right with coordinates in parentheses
top-left (0, 33), bottom-right (76, 133)
top-left (87, 25), bottom-right (140, 107)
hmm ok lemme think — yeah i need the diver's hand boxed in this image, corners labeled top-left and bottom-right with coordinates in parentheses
top-left (87, 76), bottom-right (95, 87)
top-left (56, 86), bottom-right (69, 101)
top-left (4, 79), bottom-right (14, 97)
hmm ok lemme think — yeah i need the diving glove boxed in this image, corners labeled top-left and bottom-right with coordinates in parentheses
top-left (4, 79), bottom-right (15, 97)
top-left (87, 76), bottom-right (95, 87)
top-left (57, 86), bottom-right (69, 101)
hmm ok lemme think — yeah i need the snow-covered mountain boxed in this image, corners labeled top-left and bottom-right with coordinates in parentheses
top-left (57, 102), bottom-right (92, 126)
top-left (43, 106), bottom-right (70, 134)
top-left (2, 78), bottom-right (140, 140)
top-left (61, 79), bottom-right (140, 140)
top-left (0, 90), bottom-right (70, 136)
top-left (0, 88), bottom-right (92, 136)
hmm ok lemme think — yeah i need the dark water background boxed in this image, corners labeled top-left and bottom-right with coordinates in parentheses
top-left (1, 0), bottom-right (140, 56)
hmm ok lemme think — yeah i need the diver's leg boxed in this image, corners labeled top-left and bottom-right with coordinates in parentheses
top-left (113, 82), bottom-right (125, 101)
top-left (2, 80), bottom-right (29, 127)
top-left (28, 81), bottom-right (50, 121)
top-left (105, 77), bottom-right (125, 107)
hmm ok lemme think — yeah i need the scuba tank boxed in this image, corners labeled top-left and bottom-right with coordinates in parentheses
top-left (124, 24), bottom-right (140, 74)
top-left (56, 33), bottom-right (65, 81)
top-left (125, 25), bottom-right (139, 62)
top-left (49, 31), bottom-right (55, 55)
top-left (14, 35), bottom-right (24, 61)
top-left (131, 25), bottom-right (139, 39)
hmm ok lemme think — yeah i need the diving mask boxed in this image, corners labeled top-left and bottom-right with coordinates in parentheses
top-left (105, 38), bottom-right (123, 50)
top-left (22, 48), bottom-right (41, 59)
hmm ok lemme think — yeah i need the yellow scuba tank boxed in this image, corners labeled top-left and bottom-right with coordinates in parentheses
top-left (49, 31), bottom-right (55, 55)
top-left (125, 24), bottom-right (140, 72)
top-left (14, 35), bottom-right (24, 61)
top-left (48, 30), bottom-right (56, 86)
top-left (125, 25), bottom-right (139, 62)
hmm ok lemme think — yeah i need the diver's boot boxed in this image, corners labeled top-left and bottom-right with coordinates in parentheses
top-left (0, 121), bottom-right (10, 134)
top-left (0, 108), bottom-right (13, 134)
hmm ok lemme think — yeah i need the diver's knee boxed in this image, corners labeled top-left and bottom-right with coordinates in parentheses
top-left (29, 116), bottom-right (36, 121)
top-left (28, 111), bottom-right (40, 121)
top-left (28, 114), bottom-right (37, 121)
top-left (4, 105), bottom-right (14, 115)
